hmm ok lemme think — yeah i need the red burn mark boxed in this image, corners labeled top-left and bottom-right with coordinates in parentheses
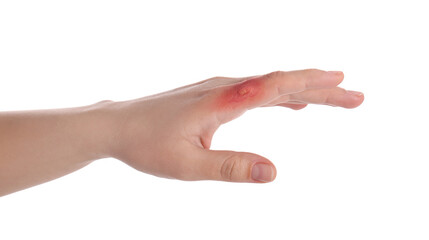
top-left (215, 76), bottom-right (265, 111)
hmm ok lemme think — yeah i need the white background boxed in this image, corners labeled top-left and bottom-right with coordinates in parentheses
top-left (0, 0), bottom-right (428, 239)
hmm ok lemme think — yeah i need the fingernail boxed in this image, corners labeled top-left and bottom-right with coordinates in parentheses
top-left (347, 90), bottom-right (364, 97)
top-left (327, 71), bottom-right (343, 76)
top-left (251, 163), bottom-right (274, 182)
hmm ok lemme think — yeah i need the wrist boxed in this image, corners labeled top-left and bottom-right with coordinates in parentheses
top-left (80, 100), bottom-right (120, 160)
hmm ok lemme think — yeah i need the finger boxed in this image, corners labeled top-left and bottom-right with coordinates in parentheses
top-left (262, 101), bottom-right (308, 109)
top-left (274, 103), bottom-right (308, 110)
top-left (211, 69), bottom-right (344, 122)
top-left (289, 87), bottom-right (365, 108)
top-left (188, 148), bottom-right (276, 183)
top-left (214, 69), bottom-right (344, 110)
top-left (267, 69), bottom-right (344, 95)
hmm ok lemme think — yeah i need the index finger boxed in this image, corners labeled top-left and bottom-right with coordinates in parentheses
top-left (212, 69), bottom-right (344, 112)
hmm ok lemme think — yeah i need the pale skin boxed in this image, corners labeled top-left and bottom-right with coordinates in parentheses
top-left (0, 69), bottom-right (364, 196)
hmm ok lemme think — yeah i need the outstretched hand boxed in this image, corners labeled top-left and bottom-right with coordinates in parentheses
top-left (107, 69), bottom-right (364, 183)
top-left (0, 68), bottom-right (365, 196)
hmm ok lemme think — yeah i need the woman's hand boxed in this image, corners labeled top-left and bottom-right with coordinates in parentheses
top-left (0, 68), bottom-right (364, 196)
top-left (106, 69), bottom-right (364, 183)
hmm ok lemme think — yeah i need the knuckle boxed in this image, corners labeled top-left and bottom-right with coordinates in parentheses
top-left (207, 76), bottom-right (225, 81)
top-left (265, 70), bottom-right (284, 79)
top-left (220, 154), bottom-right (248, 181)
top-left (305, 68), bottom-right (324, 75)
top-left (95, 99), bottom-right (114, 105)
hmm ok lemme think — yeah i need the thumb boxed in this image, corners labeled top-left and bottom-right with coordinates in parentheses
top-left (192, 148), bottom-right (277, 183)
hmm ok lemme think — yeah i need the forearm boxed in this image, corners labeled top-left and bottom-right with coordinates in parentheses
top-left (0, 101), bottom-right (116, 196)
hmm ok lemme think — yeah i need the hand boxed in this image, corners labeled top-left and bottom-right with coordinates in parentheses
top-left (105, 69), bottom-right (364, 183)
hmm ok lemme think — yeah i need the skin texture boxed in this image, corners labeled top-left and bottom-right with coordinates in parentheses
top-left (0, 69), bottom-right (364, 196)
top-left (215, 76), bottom-right (265, 111)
